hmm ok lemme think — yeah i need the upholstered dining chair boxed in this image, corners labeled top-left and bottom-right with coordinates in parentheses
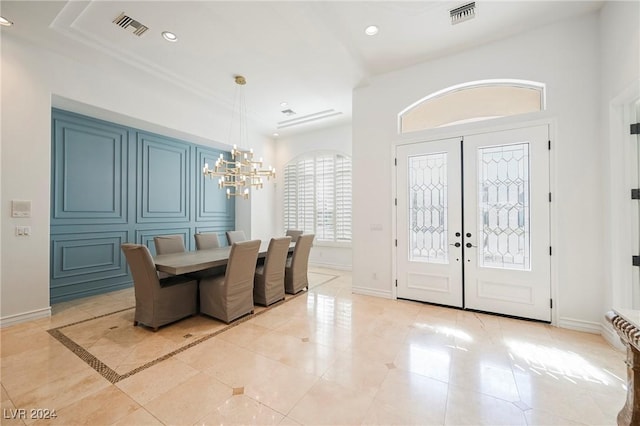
top-left (153, 234), bottom-right (186, 255)
top-left (199, 239), bottom-right (260, 323)
top-left (194, 233), bottom-right (220, 250)
top-left (285, 229), bottom-right (303, 243)
top-left (192, 233), bottom-right (226, 279)
top-left (121, 244), bottom-right (198, 331)
top-left (285, 234), bottom-right (315, 294)
top-left (254, 236), bottom-right (291, 306)
top-left (225, 230), bottom-right (247, 245)
top-left (153, 234), bottom-right (186, 279)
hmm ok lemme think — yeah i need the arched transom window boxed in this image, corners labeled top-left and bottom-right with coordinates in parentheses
top-left (399, 80), bottom-right (546, 133)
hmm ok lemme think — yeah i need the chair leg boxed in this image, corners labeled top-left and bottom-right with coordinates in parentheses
top-left (152, 327), bottom-right (159, 332)
top-left (133, 320), bottom-right (138, 326)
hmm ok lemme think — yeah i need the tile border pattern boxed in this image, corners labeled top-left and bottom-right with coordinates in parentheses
top-left (47, 273), bottom-right (338, 384)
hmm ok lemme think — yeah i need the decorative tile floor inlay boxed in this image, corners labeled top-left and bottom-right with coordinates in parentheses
top-left (47, 273), bottom-right (338, 384)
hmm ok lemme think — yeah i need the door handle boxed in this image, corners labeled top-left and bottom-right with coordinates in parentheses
top-left (450, 242), bottom-right (461, 247)
top-left (466, 242), bottom-right (477, 248)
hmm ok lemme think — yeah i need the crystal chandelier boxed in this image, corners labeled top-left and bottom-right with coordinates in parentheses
top-left (202, 76), bottom-right (276, 199)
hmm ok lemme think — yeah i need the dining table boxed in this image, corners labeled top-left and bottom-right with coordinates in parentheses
top-left (153, 240), bottom-right (295, 275)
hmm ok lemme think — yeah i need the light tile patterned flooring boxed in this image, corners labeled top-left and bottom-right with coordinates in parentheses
top-left (0, 267), bottom-right (627, 425)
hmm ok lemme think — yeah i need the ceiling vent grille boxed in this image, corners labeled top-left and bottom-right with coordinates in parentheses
top-left (112, 12), bottom-right (149, 36)
top-left (450, 2), bottom-right (476, 25)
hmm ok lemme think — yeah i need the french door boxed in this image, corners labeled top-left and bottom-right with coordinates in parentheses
top-left (396, 125), bottom-right (551, 321)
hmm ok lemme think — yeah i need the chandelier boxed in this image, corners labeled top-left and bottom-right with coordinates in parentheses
top-left (202, 76), bottom-right (276, 199)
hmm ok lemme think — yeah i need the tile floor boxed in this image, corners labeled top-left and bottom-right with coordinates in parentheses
top-left (0, 267), bottom-right (627, 425)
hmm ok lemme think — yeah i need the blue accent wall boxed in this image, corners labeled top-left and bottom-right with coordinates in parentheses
top-left (50, 109), bottom-right (234, 304)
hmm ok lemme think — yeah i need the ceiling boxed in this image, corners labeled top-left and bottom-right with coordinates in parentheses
top-left (1, 1), bottom-right (603, 138)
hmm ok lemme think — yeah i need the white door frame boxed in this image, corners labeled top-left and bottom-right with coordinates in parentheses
top-left (607, 82), bottom-right (640, 311)
top-left (391, 115), bottom-right (558, 325)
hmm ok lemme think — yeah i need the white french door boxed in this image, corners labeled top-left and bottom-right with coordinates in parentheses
top-left (396, 125), bottom-right (551, 321)
top-left (396, 138), bottom-right (463, 307)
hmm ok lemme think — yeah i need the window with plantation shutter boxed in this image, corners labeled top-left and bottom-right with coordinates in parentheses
top-left (284, 153), bottom-right (352, 243)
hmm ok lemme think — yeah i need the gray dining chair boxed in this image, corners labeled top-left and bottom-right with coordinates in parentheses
top-left (192, 233), bottom-right (226, 279)
top-left (121, 244), bottom-right (198, 331)
top-left (153, 234), bottom-right (186, 255)
top-left (254, 236), bottom-right (291, 306)
top-left (199, 239), bottom-right (260, 323)
top-left (153, 234), bottom-right (187, 279)
top-left (285, 234), bottom-right (315, 294)
top-left (225, 230), bottom-right (247, 245)
top-left (194, 233), bottom-right (220, 250)
top-left (285, 229), bottom-right (303, 242)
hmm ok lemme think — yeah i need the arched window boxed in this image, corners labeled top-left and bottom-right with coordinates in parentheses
top-left (399, 80), bottom-right (546, 133)
top-left (284, 152), bottom-right (352, 243)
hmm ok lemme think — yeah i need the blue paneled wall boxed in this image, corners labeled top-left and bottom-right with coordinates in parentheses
top-left (50, 109), bottom-right (235, 303)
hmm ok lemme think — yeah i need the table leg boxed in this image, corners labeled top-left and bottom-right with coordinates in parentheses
top-left (620, 344), bottom-right (640, 426)
top-left (608, 311), bottom-right (640, 426)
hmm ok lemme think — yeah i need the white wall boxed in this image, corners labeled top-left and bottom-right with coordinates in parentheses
top-left (247, 137), bottom-right (278, 241)
top-left (274, 124), bottom-right (352, 269)
top-left (600, 1), bottom-right (640, 342)
top-left (0, 34), bottom-right (274, 325)
top-left (353, 12), bottom-right (605, 329)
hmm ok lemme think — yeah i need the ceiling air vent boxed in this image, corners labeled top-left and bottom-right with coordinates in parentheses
top-left (450, 2), bottom-right (476, 25)
top-left (112, 12), bottom-right (149, 36)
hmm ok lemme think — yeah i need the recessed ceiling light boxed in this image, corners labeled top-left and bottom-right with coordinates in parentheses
top-left (0, 16), bottom-right (14, 27)
top-left (162, 31), bottom-right (177, 42)
top-left (364, 25), bottom-right (379, 36)
top-left (273, 133), bottom-right (279, 137)
top-left (280, 102), bottom-right (288, 108)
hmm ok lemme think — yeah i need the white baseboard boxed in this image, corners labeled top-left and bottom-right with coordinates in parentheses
top-left (352, 286), bottom-right (393, 299)
top-left (557, 316), bottom-right (603, 334)
top-left (309, 261), bottom-right (352, 271)
top-left (1, 307), bottom-right (51, 328)
top-left (601, 320), bottom-right (625, 351)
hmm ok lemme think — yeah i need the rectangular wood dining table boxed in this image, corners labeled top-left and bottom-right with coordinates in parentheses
top-left (153, 240), bottom-right (294, 275)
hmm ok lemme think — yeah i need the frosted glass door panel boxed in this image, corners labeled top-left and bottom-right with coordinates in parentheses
top-left (409, 153), bottom-right (448, 264)
top-left (478, 143), bottom-right (530, 270)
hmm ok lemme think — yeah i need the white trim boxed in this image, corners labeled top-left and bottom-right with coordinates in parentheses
top-left (309, 261), bottom-right (351, 271)
top-left (601, 320), bottom-right (625, 352)
top-left (557, 316), bottom-right (603, 334)
top-left (1, 307), bottom-right (51, 328)
top-left (607, 82), bottom-right (640, 310)
top-left (548, 118), bottom-right (559, 327)
top-left (391, 142), bottom-right (398, 300)
top-left (352, 286), bottom-right (393, 299)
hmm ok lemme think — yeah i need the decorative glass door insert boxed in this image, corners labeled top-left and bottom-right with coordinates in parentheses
top-left (477, 143), bottom-right (530, 270)
top-left (409, 153), bottom-right (448, 263)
